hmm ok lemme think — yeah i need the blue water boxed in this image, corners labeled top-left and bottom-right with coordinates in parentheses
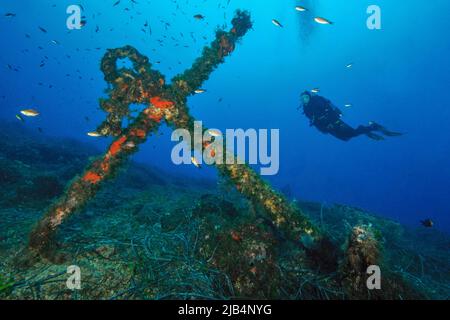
top-left (1, 0), bottom-right (449, 232)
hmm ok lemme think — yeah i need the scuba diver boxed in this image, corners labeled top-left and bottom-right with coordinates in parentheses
top-left (299, 91), bottom-right (403, 141)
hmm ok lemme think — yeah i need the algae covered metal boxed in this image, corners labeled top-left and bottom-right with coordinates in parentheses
top-left (27, 10), bottom-right (319, 262)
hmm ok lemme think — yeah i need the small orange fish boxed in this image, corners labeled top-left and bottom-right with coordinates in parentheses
top-left (87, 131), bottom-right (102, 137)
top-left (295, 6), bottom-right (308, 12)
top-left (191, 156), bottom-right (201, 168)
top-left (123, 141), bottom-right (136, 149)
top-left (314, 17), bottom-right (333, 25)
top-left (207, 129), bottom-right (221, 137)
top-left (20, 109), bottom-right (40, 117)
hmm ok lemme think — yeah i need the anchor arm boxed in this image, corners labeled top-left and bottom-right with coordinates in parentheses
top-left (171, 10), bottom-right (252, 96)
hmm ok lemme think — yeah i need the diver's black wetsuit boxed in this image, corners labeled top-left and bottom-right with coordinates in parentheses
top-left (302, 94), bottom-right (402, 141)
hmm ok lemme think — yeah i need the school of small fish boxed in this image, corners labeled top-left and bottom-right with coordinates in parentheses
top-left (5, 1), bottom-right (350, 161)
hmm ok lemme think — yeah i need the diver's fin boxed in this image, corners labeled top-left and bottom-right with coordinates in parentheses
top-left (370, 122), bottom-right (403, 137)
top-left (379, 129), bottom-right (403, 137)
top-left (366, 132), bottom-right (385, 141)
